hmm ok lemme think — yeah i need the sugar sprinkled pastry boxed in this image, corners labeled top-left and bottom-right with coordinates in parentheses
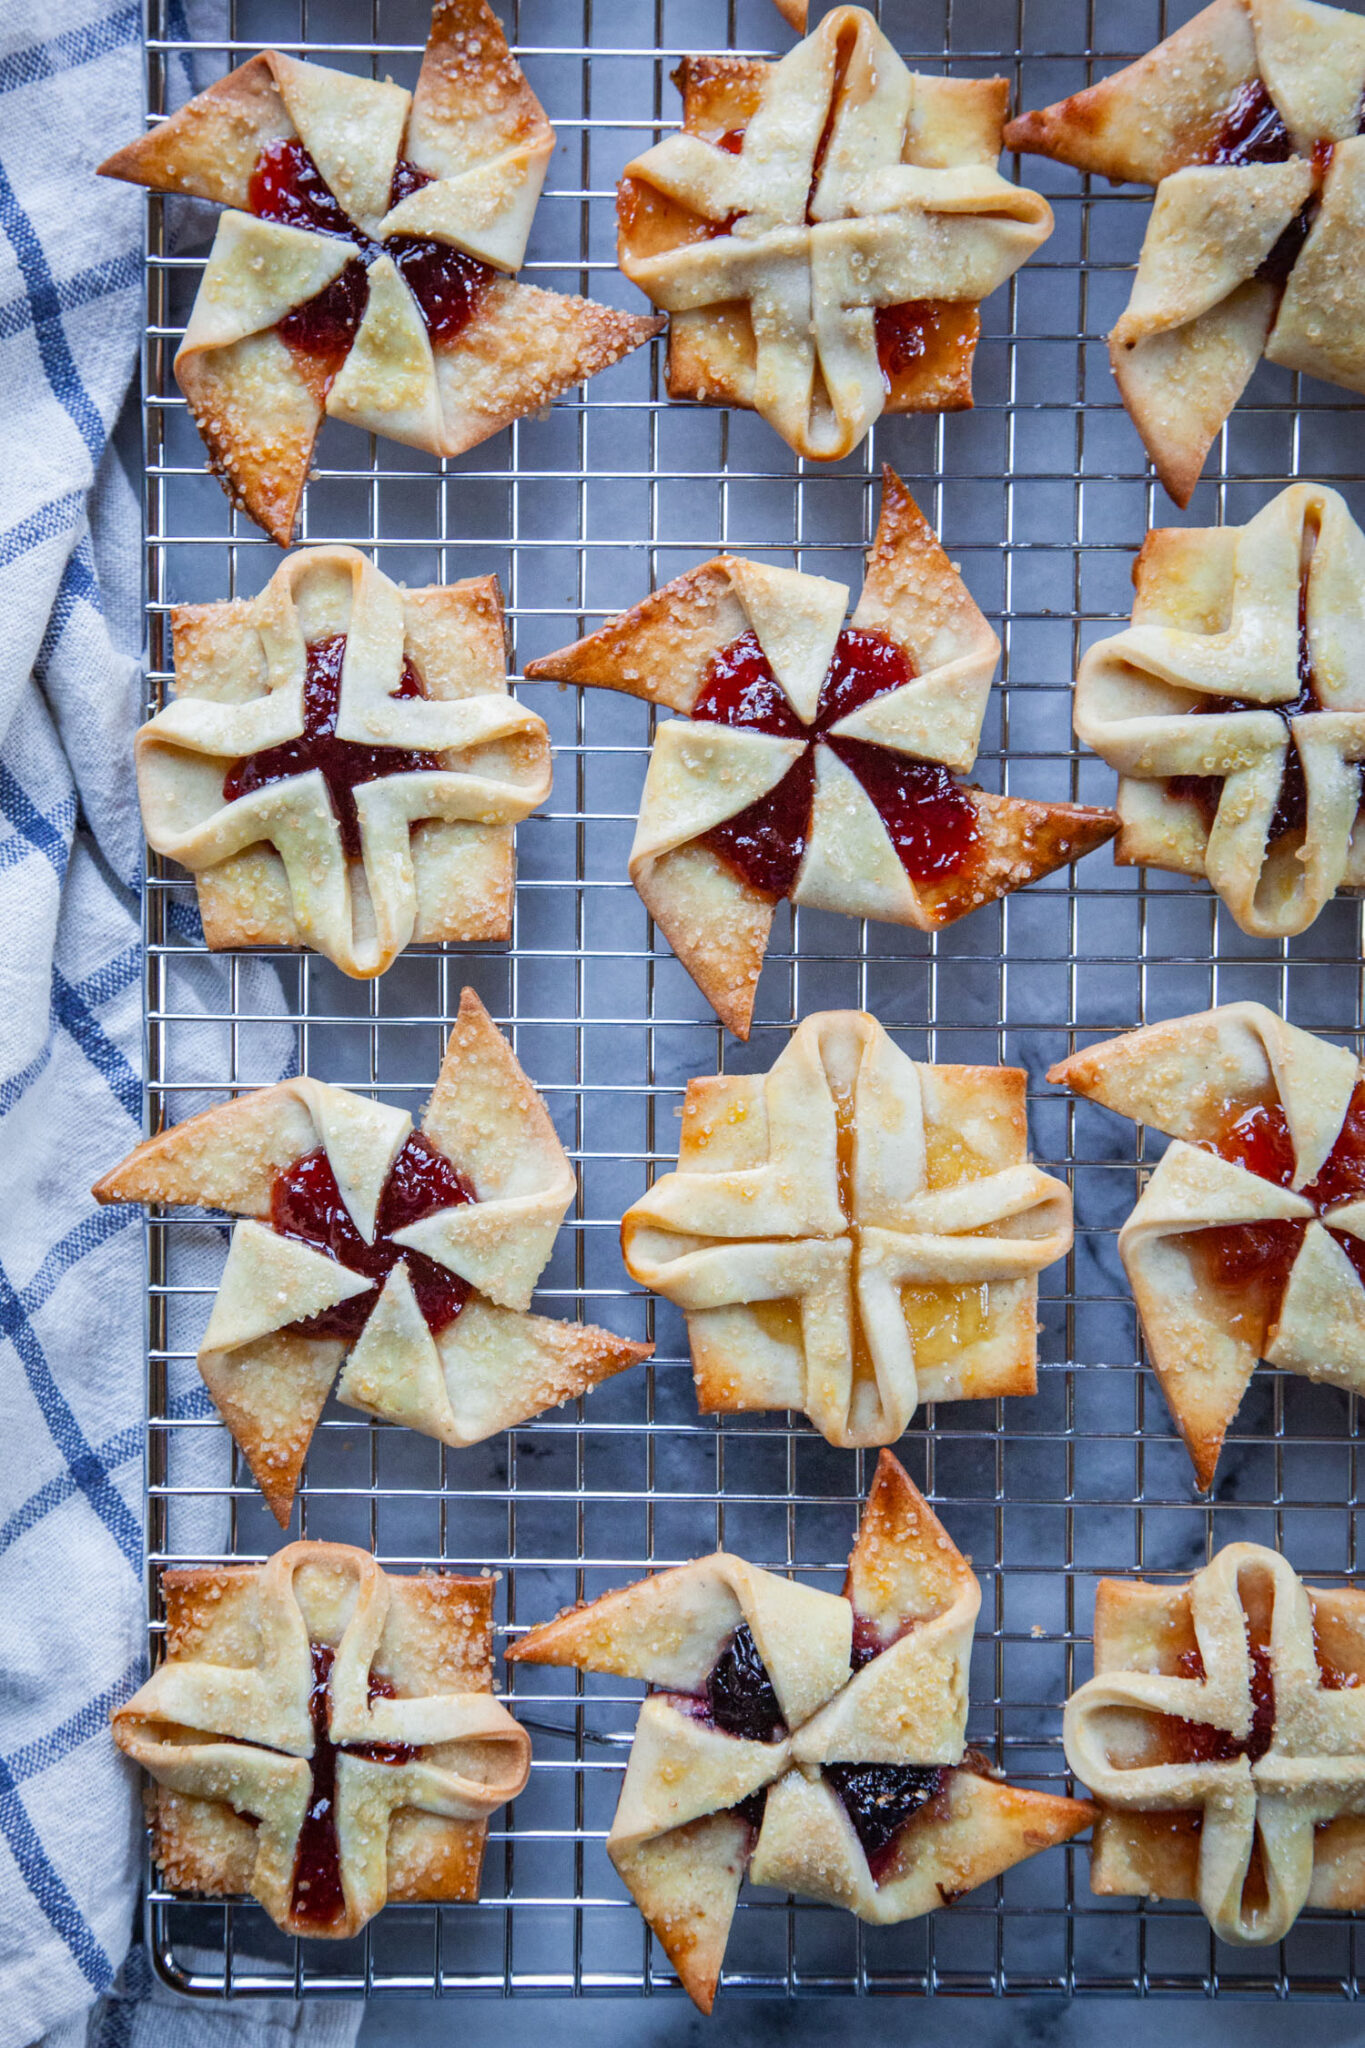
top-left (510, 1450), bottom-right (1093, 2013)
top-left (99, 0), bottom-right (661, 542)
top-left (94, 989), bottom-right (651, 1523)
top-left (1065, 1542), bottom-right (1365, 1943)
top-left (1005, 0), bottom-right (1365, 505)
top-left (620, 1009), bottom-right (1073, 1447)
top-left (616, 5), bottom-right (1053, 461)
top-left (113, 1540), bottom-right (531, 1938)
top-left (527, 468), bottom-right (1116, 1038)
top-left (1050, 1001), bottom-right (1365, 1488)
top-left (138, 546), bottom-right (551, 979)
top-left (1075, 484), bottom-right (1365, 939)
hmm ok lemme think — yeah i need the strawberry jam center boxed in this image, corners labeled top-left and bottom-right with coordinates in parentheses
top-left (691, 626), bottom-right (979, 898)
top-left (291, 1642), bottom-right (416, 1931)
top-left (1159, 1640), bottom-right (1276, 1767)
top-left (248, 137), bottom-right (493, 364)
top-left (222, 633), bottom-right (440, 861)
top-left (1187, 1080), bottom-right (1365, 1340)
top-left (271, 1131), bottom-right (474, 1341)
top-left (1206, 79), bottom-right (1294, 167)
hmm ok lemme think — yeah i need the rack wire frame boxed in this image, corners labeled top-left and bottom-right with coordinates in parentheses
top-left (137, 0), bottom-right (1365, 2004)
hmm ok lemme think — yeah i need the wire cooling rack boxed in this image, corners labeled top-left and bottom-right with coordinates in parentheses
top-left (137, 0), bottom-right (1365, 2004)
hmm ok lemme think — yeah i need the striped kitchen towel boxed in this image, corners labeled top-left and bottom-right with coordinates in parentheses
top-left (0, 4), bottom-right (339, 2044)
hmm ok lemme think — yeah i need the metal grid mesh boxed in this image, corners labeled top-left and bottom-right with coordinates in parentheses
top-left (138, 0), bottom-right (1365, 2001)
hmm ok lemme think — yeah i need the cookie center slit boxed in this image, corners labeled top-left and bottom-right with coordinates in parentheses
top-left (691, 626), bottom-right (980, 899)
top-left (222, 632), bottom-right (442, 859)
top-left (271, 1130), bottom-right (475, 1341)
top-left (290, 1642), bottom-right (417, 1931)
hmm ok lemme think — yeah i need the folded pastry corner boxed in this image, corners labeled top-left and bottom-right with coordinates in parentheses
top-left (527, 467), bottom-right (1115, 1037)
top-left (94, 986), bottom-right (651, 1522)
top-left (113, 1538), bottom-right (531, 1937)
top-left (511, 1449), bottom-right (1092, 2012)
top-left (1050, 999), bottom-right (1365, 1486)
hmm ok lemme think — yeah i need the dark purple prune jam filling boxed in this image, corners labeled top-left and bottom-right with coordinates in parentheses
top-left (704, 1622), bottom-right (786, 1743)
top-left (824, 1761), bottom-right (947, 1882)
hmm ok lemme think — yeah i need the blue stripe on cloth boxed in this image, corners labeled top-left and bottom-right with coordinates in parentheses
top-left (51, 966), bottom-right (140, 1121)
top-left (0, 490), bottom-right (83, 571)
top-left (0, 1251), bottom-right (142, 1573)
top-left (34, 535), bottom-right (102, 676)
top-left (22, 1207), bottom-right (138, 1322)
top-left (0, 1758), bottom-right (116, 1994)
top-left (3, 1659), bottom-right (143, 1786)
top-left (0, 253), bottom-right (140, 348)
top-left (0, 1038), bottom-right (51, 1119)
top-left (94, 1942), bottom-right (151, 2048)
top-left (0, 160), bottom-right (107, 463)
top-left (70, 942), bottom-right (139, 1012)
top-left (0, 762), bottom-right (74, 881)
top-left (0, 1386), bottom-right (212, 1561)
top-left (0, 6), bottom-right (139, 95)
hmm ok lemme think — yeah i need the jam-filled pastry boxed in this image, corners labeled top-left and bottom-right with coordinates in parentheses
top-left (98, 0), bottom-right (661, 544)
top-left (138, 546), bottom-right (551, 979)
top-left (510, 1451), bottom-right (1093, 2013)
top-left (113, 1540), bottom-right (531, 1938)
top-left (1005, 0), bottom-right (1365, 506)
top-left (615, 5), bottom-right (1053, 461)
top-left (93, 989), bottom-right (650, 1523)
top-left (1075, 484), bottom-right (1365, 939)
top-left (527, 468), bottom-right (1116, 1037)
top-left (620, 1010), bottom-right (1073, 1447)
top-left (1065, 1542), bottom-right (1365, 1944)
top-left (1050, 1001), bottom-right (1365, 1488)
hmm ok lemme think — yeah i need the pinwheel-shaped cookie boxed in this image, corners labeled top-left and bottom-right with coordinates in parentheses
top-left (1051, 1001), bottom-right (1365, 1488)
top-left (139, 546), bottom-right (551, 979)
top-left (621, 1010), bottom-right (1073, 1447)
top-left (99, 1), bottom-right (661, 542)
top-left (1006, 0), bottom-right (1365, 505)
top-left (528, 469), bottom-right (1115, 1037)
top-left (94, 990), bottom-right (650, 1522)
top-left (114, 1540), bottom-right (531, 1938)
top-left (1066, 1542), bottom-right (1365, 1944)
top-left (511, 1451), bottom-right (1092, 2013)
top-left (615, 5), bottom-right (1053, 460)
top-left (1075, 484), bottom-right (1365, 939)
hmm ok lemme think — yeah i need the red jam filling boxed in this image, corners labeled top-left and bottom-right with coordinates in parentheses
top-left (1206, 79), bottom-right (1294, 167)
top-left (691, 626), bottom-right (980, 899)
top-left (222, 633), bottom-right (440, 861)
top-left (271, 1131), bottom-right (475, 1342)
top-left (290, 1643), bottom-right (417, 1931)
top-left (1160, 1640), bottom-right (1275, 1766)
top-left (874, 300), bottom-right (938, 384)
top-left (824, 1761), bottom-right (947, 1882)
top-left (248, 137), bottom-right (493, 363)
top-left (1188, 1080), bottom-right (1365, 1329)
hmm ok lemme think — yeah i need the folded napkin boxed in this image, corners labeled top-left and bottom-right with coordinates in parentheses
top-left (0, 4), bottom-right (344, 2043)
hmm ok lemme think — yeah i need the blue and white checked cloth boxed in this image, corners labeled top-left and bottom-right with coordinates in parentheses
top-left (0, 5), bottom-right (357, 2044)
